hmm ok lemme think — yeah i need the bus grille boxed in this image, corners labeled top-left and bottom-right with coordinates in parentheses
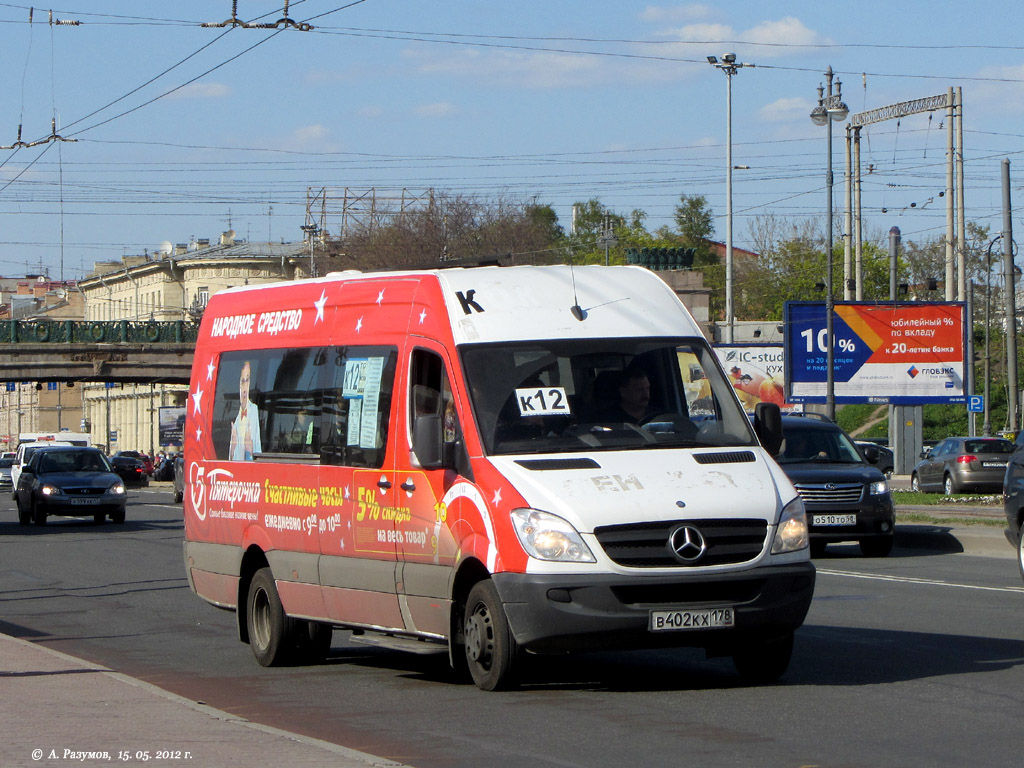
top-left (594, 518), bottom-right (767, 568)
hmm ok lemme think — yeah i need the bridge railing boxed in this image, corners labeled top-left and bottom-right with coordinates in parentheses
top-left (1, 319), bottom-right (201, 344)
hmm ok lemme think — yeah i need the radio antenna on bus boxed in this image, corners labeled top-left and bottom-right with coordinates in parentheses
top-left (568, 250), bottom-right (587, 321)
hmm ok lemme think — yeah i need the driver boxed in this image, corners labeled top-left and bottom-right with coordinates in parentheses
top-left (599, 364), bottom-right (653, 424)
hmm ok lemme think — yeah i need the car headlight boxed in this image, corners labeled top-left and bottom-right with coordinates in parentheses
top-left (109, 482), bottom-right (126, 495)
top-left (41, 483), bottom-right (63, 496)
top-left (869, 479), bottom-right (889, 496)
top-left (771, 497), bottom-right (808, 554)
top-left (510, 508), bottom-right (596, 563)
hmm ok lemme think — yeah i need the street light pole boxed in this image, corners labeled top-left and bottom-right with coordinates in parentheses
top-left (810, 67), bottom-right (849, 421)
top-left (709, 53), bottom-right (754, 343)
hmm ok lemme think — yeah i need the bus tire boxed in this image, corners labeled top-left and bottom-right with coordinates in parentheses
top-left (292, 620), bottom-right (333, 664)
top-left (247, 567), bottom-right (294, 666)
top-left (463, 580), bottom-right (519, 691)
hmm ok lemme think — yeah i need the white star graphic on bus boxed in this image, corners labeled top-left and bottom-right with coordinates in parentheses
top-left (418, 308), bottom-right (427, 324)
top-left (376, 289), bottom-right (385, 305)
top-left (344, 485), bottom-right (351, 501)
top-left (355, 316), bottom-right (363, 333)
top-left (206, 359), bottom-right (216, 381)
top-left (492, 488), bottom-right (502, 506)
top-left (191, 386), bottom-right (203, 415)
top-left (195, 425), bottom-right (202, 442)
top-left (314, 290), bottom-right (327, 324)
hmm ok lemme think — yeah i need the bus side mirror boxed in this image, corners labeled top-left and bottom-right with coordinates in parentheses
top-left (412, 414), bottom-right (444, 469)
top-left (754, 402), bottom-right (783, 456)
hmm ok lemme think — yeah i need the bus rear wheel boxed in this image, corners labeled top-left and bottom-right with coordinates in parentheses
top-left (247, 567), bottom-right (294, 666)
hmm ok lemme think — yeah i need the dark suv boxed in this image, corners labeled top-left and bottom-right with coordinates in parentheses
top-left (1002, 430), bottom-right (1024, 581)
top-left (775, 414), bottom-right (895, 557)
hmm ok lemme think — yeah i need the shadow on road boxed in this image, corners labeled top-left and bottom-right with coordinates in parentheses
top-left (277, 621), bottom-right (1024, 693)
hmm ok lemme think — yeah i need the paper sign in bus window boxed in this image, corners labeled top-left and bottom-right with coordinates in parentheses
top-left (343, 357), bottom-right (386, 448)
top-left (515, 386), bottom-right (570, 417)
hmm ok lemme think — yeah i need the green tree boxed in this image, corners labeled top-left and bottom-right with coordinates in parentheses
top-left (737, 233), bottom-right (839, 321)
top-left (672, 193), bottom-right (717, 267)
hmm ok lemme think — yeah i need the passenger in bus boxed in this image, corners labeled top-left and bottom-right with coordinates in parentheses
top-left (289, 408), bottom-right (316, 453)
top-left (229, 360), bottom-right (262, 460)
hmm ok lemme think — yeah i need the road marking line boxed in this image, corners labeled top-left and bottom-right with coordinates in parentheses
top-left (817, 568), bottom-right (1024, 594)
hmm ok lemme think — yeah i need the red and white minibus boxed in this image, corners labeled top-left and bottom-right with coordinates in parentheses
top-left (182, 265), bottom-right (813, 690)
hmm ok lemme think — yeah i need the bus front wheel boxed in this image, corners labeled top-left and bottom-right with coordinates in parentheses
top-left (463, 580), bottom-right (519, 691)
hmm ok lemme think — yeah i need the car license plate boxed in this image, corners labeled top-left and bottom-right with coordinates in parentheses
top-left (70, 497), bottom-right (101, 506)
top-left (649, 608), bottom-right (734, 632)
top-left (813, 513), bottom-right (856, 526)
top-left (983, 461), bottom-right (1007, 468)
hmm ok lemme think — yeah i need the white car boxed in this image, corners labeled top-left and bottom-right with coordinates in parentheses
top-left (10, 441), bottom-right (71, 498)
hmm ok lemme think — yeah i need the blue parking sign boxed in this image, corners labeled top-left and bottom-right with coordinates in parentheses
top-left (967, 395), bottom-right (984, 413)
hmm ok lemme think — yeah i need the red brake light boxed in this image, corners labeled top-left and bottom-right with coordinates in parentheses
top-left (957, 454), bottom-right (977, 464)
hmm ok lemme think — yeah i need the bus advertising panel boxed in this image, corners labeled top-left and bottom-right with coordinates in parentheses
top-left (784, 301), bottom-right (966, 404)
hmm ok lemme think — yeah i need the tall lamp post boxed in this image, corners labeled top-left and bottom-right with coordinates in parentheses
top-left (708, 53), bottom-right (754, 343)
top-left (810, 67), bottom-right (849, 420)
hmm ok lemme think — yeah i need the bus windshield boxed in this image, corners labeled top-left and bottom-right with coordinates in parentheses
top-left (461, 338), bottom-right (758, 456)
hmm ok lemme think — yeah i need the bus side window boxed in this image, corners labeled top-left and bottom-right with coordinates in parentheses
top-left (262, 347), bottom-right (325, 456)
top-left (321, 345), bottom-right (398, 469)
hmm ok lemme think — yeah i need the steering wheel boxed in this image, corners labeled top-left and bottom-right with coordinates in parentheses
top-left (640, 412), bottom-right (698, 438)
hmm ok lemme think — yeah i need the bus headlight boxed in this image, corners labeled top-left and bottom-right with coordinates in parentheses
top-left (771, 497), bottom-right (808, 554)
top-left (510, 508), bottom-right (596, 563)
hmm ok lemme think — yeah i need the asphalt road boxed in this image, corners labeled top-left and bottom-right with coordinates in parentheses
top-left (2, 487), bottom-right (1023, 768)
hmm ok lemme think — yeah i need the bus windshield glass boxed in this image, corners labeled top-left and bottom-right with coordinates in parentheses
top-left (461, 338), bottom-right (758, 456)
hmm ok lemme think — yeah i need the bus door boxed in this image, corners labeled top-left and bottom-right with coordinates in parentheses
top-left (318, 343), bottom-right (403, 628)
top-left (395, 344), bottom-right (467, 637)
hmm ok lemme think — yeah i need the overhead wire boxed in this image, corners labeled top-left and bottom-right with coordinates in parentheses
top-left (0, 3), bottom-right (1020, 272)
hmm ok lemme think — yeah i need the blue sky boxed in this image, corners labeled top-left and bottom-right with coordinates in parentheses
top-left (2, 0), bottom-right (1023, 280)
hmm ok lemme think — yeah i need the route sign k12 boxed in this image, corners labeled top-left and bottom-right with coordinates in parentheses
top-left (784, 301), bottom-right (966, 405)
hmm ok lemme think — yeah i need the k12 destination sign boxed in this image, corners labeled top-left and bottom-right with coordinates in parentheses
top-left (784, 302), bottom-right (966, 405)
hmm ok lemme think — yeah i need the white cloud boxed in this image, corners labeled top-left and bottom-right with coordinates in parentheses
top-left (164, 82), bottom-right (230, 100)
top-left (281, 124), bottom-right (339, 152)
top-left (404, 46), bottom-right (673, 89)
top-left (668, 22), bottom-right (733, 42)
top-left (743, 17), bottom-right (821, 47)
top-left (663, 16), bottom-right (828, 57)
top-left (303, 68), bottom-right (357, 86)
top-left (414, 102), bottom-right (457, 118)
top-left (408, 47), bottom-right (604, 89)
top-left (972, 63), bottom-right (1024, 116)
top-left (759, 97), bottom-right (813, 123)
top-left (640, 4), bottom-right (712, 23)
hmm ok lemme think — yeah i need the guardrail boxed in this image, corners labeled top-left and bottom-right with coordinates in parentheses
top-left (1, 320), bottom-right (200, 344)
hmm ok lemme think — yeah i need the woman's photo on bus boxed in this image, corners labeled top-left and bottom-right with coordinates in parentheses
top-left (228, 360), bottom-right (262, 461)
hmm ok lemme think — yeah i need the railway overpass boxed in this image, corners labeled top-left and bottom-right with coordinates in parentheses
top-left (0, 320), bottom-right (197, 385)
